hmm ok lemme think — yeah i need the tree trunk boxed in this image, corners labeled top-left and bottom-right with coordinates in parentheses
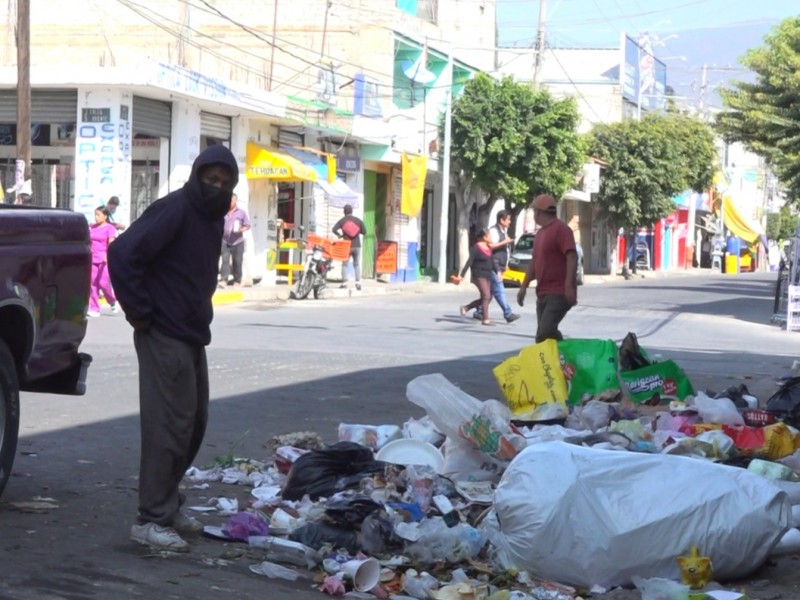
top-left (454, 172), bottom-right (487, 276)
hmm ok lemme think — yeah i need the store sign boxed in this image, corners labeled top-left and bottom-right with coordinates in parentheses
top-left (376, 240), bottom-right (398, 274)
top-left (353, 74), bottom-right (382, 118)
top-left (81, 108), bottom-right (111, 123)
top-left (621, 34), bottom-right (667, 112)
top-left (336, 154), bottom-right (361, 173)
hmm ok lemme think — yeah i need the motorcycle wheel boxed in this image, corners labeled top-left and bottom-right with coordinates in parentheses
top-left (313, 281), bottom-right (327, 299)
top-left (295, 271), bottom-right (314, 300)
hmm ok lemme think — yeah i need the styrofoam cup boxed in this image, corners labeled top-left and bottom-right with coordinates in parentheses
top-left (341, 558), bottom-right (380, 592)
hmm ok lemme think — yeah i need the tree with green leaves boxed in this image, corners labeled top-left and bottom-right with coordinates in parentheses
top-left (589, 113), bottom-right (716, 271)
top-left (778, 202), bottom-right (799, 241)
top-left (717, 16), bottom-right (800, 201)
top-left (447, 73), bottom-right (585, 267)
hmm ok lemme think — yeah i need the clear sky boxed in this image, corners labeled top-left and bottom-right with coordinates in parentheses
top-left (496, 0), bottom-right (800, 107)
top-left (497, 0), bottom-right (797, 47)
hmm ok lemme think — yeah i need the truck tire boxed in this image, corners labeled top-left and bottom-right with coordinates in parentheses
top-left (0, 339), bottom-right (19, 497)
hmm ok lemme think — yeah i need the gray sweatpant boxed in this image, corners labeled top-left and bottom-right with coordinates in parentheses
top-left (133, 327), bottom-right (209, 526)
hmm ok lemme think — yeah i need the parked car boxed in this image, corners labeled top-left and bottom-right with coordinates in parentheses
top-left (0, 204), bottom-right (92, 496)
top-left (503, 232), bottom-right (584, 286)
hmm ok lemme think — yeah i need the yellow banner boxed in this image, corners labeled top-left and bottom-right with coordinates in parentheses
top-left (401, 152), bottom-right (427, 217)
top-left (722, 195), bottom-right (763, 244)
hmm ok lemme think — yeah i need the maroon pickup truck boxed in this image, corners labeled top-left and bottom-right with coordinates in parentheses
top-left (0, 205), bottom-right (92, 495)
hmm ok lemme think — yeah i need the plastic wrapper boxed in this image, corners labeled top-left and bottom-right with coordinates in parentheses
top-left (491, 441), bottom-right (790, 588)
top-left (403, 416), bottom-right (445, 446)
top-left (338, 423), bottom-right (403, 451)
top-left (221, 511), bottom-right (269, 541)
top-left (558, 338), bottom-right (621, 405)
top-left (493, 340), bottom-right (569, 415)
top-left (404, 518), bottom-right (485, 564)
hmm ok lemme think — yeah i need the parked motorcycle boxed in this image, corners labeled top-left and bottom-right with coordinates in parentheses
top-left (293, 238), bottom-right (332, 300)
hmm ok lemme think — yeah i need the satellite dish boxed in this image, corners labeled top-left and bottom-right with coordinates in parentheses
top-left (401, 55), bottom-right (436, 85)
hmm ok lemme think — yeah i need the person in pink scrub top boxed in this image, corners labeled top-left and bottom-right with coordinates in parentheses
top-left (88, 205), bottom-right (119, 317)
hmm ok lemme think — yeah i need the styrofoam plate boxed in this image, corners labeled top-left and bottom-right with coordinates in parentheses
top-left (375, 439), bottom-right (444, 473)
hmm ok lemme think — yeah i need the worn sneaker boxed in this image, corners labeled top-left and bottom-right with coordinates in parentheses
top-left (130, 523), bottom-right (189, 552)
top-left (87, 310), bottom-right (100, 318)
top-left (172, 512), bottom-right (203, 534)
top-left (472, 312), bottom-right (483, 321)
top-left (355, 283), bottom-right (361, 291)
top-left (506, 313), bottom-right (521, 324)
top-left (110, 304), bottom-right (120, 314)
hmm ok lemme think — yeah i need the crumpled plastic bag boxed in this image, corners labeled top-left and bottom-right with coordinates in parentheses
top-left (249, 560), bottom-right (301, 581)
top-left (491, 441), bottom-right (790, 588)
top-left (692, 391), bottom-right (744, 426)
top-left (282, 441), bottom-right (386, 501)
top-left (766, 377), bottom-right (800, 428)
top-left (222, 511), bottom-right (269, 541)
top-left (407, 374), bottom-right (526, 462)
top-left (632, 576), bottom-right (689, 600)
top-left (403, 415), bottom-right (445, 446)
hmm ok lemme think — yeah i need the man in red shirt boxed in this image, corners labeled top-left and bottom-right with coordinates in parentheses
top-left (516, 194), bottom-right (578, 342)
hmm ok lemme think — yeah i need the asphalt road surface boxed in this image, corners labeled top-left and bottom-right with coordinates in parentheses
top-left (1, 271), bottom-right (797, 599)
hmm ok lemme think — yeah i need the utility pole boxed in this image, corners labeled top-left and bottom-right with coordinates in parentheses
top-left (437, 48), bottom-right (454, 284)
top-left (698, 63), bottom-right (707, 116)
top-left (532, 0), bottom-right (546, 88)
top-left (268, 0), bottom-right (279, 91)
top-left (16, 0), bottom-right (31, 194)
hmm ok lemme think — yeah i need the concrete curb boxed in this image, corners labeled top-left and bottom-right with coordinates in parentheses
top-left (211, 267), bottom-right (717, 307)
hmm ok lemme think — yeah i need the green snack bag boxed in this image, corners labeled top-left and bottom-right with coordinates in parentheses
top-left (619, 359), bottom-right (695, 404)
top-left (558, 339), bottom-right (621, 406)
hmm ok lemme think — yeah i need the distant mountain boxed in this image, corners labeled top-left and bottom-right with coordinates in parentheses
top-left (658, 20), bottom-right (780, 108)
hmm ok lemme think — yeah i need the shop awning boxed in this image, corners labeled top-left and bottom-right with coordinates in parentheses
top-left (245, 142), bottom-right (318, 182)
top-left (722, 195), bottom-right (763, 244)
top-left (279, 146), bottom-right (330, 180)
top-left (317, 178), bottom-right (359, 208)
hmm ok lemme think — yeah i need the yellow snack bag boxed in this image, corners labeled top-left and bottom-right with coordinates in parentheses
top-left (493, 339), bottom-right (569, 417)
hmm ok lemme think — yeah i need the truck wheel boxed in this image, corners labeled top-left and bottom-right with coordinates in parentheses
top-left (0, 339), bottom-right (19, 497)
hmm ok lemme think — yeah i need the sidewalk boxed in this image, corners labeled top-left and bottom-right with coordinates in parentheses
top-left (212, 267), bottom-right (713, 307)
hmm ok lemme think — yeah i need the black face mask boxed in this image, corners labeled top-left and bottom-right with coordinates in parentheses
top-left (197, 182), bottom-right (232, 220)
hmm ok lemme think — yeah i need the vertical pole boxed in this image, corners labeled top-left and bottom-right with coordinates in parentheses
top-left (698, 63), bottom-right (707, 115)
top-left (532, 0), bottom-right (546, 88)
top-left (636, 44), bottom-right (642, 121)
top-left (16, 0), bottom-right (31, 188)
top-left (437, 47), bottom-right (454, 284)
top-left (268, 0), bottom-right (279, 91)
top-left (320, 0), bottom-right (331, 59)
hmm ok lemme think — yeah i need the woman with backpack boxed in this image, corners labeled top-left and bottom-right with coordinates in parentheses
top-left (332, 204), bottom-right (366, 290)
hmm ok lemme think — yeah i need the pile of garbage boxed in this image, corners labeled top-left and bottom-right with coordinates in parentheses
top-left (182, 334), bottom-right (800, 600)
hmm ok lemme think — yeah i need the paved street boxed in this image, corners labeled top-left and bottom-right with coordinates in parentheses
top-left (1, 271), bottom-right (797, 599)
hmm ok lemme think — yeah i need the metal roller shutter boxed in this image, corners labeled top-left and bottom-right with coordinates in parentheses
top-left (0, 89), bottom-right (77, 122)
top-left (200, 112), bottom-right (231, 140)
top-left (132, 96), bottom-right (172, 138)
top-left (278, 128), bottom-right (303, 148)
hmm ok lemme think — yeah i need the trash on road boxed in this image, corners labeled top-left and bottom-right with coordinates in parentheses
top-left (175, 334), bottom-right (800, 599)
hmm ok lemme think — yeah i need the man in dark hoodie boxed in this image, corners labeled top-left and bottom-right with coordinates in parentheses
top-left (108, 144), bottom-right (238, 552)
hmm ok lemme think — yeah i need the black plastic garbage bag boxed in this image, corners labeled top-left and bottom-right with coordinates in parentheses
top-left (281, 441), bottom-right (386, 501)
top-left (325, 496), bottom-right (382, 526)
top-left (618, 332), bottom-right (652, 371)
top-left (715, 383), bottom-right (751, 409)
top-left (765, 377), bottom-right (800, 427)
top-left (289, 522), bottom-right (360, 555)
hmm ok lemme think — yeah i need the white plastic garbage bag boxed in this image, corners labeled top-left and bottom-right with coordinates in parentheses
top-left (491, 441), bottom-right (790, 589)
top-left (407, 374), bottom-right (526, 461)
